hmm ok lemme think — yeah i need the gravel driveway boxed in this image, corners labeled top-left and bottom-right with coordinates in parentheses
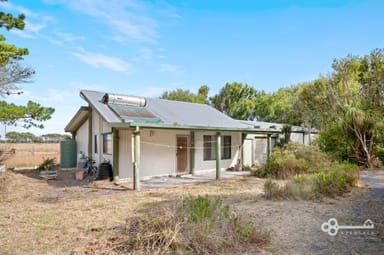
top-left (237, 170), bottom-right (384, 254)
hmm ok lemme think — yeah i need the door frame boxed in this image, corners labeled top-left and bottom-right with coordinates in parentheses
top-left (176, 135), bottom-right (189, 174)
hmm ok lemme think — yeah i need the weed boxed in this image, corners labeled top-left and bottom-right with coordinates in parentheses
top-left (0, 172), bottom-right (9, 202)
top-left (38, 157), bottom-right (57, 171)
top-left (111, 196), bottom-right (270, 254)
top-left (263, 179), bottom-right (288, 199)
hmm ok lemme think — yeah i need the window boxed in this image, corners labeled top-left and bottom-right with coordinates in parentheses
top-left (103, 133), bottom-right (112, 154)
top-left (204, 135), bottom-right (214, 160)
top-left (222, 136), bottom-right (231, 159)
top-left (94, 135), bottom-right (98, 153)
top-left (203, 135), bottom-right (231, 160)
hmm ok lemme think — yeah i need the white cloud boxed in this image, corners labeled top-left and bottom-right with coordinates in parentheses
top-left (160, 64), bottom-right (183, 73)
top-left (57, 0), bottom-right (161, 43)
top-left (68, 81), bottom-right (108, 92)
top-left (0, 1), bottom-right (38, 18)
top-left (55, 32), bottom-right (85, 42)
top-left (3, 2), bottom-right (55, 40)
top-left (136, 87), bottom-right (167, 98)
top-left (31, 89), bottom-right (75, 102)
top-left (71, 49), bottom-right (131, 72)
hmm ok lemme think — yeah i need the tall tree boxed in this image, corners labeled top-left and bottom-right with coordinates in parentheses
top-left (0, 1), bottom-right (54, 128)
top-left (211, 82), bottom-right (257, 120)
top-left (253, 86), bottom-right (303, 125)
top-left (298, 49), bottom-right (384, 168)
top-left (0, 1), bottom-right (33, 94)
top-left (160, 85), bottom-right (209, 104)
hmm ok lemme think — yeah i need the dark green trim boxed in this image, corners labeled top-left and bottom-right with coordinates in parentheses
top-left (88, 107), bottom-right (92, 157)
top-left (216, 132), bottom-right (221, 180)
top-left (111, 122), bottom-right (280, 134)
top-left (133, 127), bottom-right (140, 190)
top-left (190, 131), bottom-right (195, 175)
top-left (267, 134), bottom-right (272, 160)
top-left (251, 138), bottom-right (255, 166)
top-left (112, 128), bottom-right (119, 180)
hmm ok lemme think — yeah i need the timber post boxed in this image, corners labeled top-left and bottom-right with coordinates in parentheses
top-left (216, 132), bottom-right (221, 180)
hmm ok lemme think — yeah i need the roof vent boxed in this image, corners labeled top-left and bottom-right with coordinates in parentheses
top-left (102, 93), bottom-right (146, 107)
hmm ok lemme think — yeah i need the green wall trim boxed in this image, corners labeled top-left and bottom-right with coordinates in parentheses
top-left (216, 132), bottom-right (221, 180)
top-left (88, 107), bottom-right (92, 158)
top-left (190, 131), bottom-right (195, 175)
top-left (112, 128), bottom-right (119, 180)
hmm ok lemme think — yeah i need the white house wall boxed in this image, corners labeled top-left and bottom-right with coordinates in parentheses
top-left (76, 119), bottom-right (89, 158)
top-left (242, 139), bottom-right (253, 167)
top-left (92, 110), bottom-right (112, 165)
top-left (118, 129), bottom-right (190, 181)
top-left (194, 131), bottom-right (241, 172)
top-left (290, 132), bottom-right (304, 144)
top-left (117, 129), bottom-right (242, 181)
top-left (141, 129), bottom-right (190, 178)
top-left (118, 129), bottom-right (132, 180)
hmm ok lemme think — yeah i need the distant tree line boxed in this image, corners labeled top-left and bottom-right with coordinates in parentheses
top-left (2, 131), bottom-right (71, 143)
top-left (161, 48), bottom-right (384, 168)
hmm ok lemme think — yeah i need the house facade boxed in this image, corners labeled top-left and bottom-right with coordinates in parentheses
top-left (240, 121), bottom-right (318, 167)
top-left (65, 90), bottom-right (278, 189)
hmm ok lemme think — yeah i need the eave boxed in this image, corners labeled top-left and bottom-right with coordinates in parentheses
top-left (109, 121), bottom-right (280, 135)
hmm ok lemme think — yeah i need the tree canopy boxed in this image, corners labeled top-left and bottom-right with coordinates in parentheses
top-left (161, 48), bottom-right (384, 168)
top-left (4, 131), bottom-right (70, 142)
top-left (160, 85), bottom-right (209, 104)
top-left (210, 82), bottom-right (258, 120)
top-left (0, 1), bottom-right (54, 129)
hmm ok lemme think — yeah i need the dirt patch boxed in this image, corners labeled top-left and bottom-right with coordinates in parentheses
top-left (0, 169), bottom-right (383, 254)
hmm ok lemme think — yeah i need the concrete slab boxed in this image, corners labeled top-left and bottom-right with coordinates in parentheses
top-left (121, 169), bottom-right (251, 190)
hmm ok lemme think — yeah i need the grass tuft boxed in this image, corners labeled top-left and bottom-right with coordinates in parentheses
top-left (106, 195), bottom-right (270, 254)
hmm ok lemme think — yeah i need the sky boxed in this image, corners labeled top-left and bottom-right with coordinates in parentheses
top-left (1, 0), bottom-right (384, 136)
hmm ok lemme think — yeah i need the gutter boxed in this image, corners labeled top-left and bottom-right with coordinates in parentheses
top-left (109, 121), bottom-right (281, 134)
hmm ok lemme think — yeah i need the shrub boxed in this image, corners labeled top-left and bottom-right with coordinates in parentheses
top-left (263, 179), bottom-right (288, 199)
top-left (311, 171), bottom-right (347, 197)
top-left (262, 142), bottom-right (332, 179)
top-left (38, 157), bottom-right (56, 171)
top-left (111, 195), bottom-right (270, 254)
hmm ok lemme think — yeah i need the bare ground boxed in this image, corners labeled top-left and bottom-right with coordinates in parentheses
top-left (0, 169), bottom-right (383, 254)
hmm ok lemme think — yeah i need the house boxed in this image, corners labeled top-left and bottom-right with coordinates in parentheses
top-left (65, 90), bottom-right (279, 189)
top-left (240, 120), bottom-right (318, 167)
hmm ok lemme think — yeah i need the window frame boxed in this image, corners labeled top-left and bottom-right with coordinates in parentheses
top-left (94, 135), bottom-right (98, 154)
top-left (102, 132), bottom-right (113, 155)
top-left (203, 135), bottom-right (232, 161)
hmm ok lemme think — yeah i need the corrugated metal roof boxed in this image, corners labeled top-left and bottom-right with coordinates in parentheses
top-left (75, 90), bottom-right (277, 132)
top-left (80, 90), bottom-right (121, 123)
top-left (145, 98), bottom-right (250, 128)
top-left (239, 120), bottom-right (318, 133)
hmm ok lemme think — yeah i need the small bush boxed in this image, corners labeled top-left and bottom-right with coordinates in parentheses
top-left (262, 142), bottom-right (333, 179)
top-left (252, 167), bottom-right (271, 178)
top-left (111, 195), bottom-right (270, 254)
top-left (263, 179), bottom-right (288, 199)
top-left (311, 171), bottom-right (347, 197)
top-left (264, 167), bottom-right (359, 200)
top-left (38, 157), bottom-right (57, 171)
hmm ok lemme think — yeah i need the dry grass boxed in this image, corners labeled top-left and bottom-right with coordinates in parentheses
top-left (0, 169), bottom-right (268, 255)
top-left (1, 143), bottom-right (60, 169)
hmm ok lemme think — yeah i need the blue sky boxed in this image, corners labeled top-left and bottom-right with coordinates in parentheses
top-left (1, 0), bottom-right (384, 136)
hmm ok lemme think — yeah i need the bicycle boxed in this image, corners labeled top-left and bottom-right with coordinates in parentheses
top-left (83, 157), bottom-right (99, 181)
